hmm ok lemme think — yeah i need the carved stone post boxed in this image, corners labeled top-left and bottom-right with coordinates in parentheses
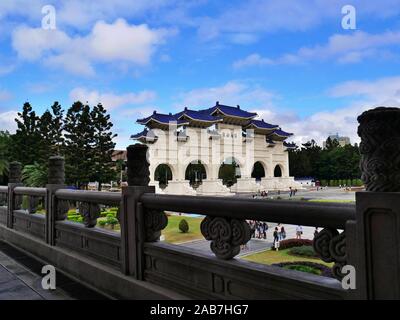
top-left (120, 144), bottom-right (157, 278)
top-left (46, 156), bottom-right (68, 245)
top-left (356, 107), bottom-right (400, 299)
top-left (7, 162), bottom-right (22, 228)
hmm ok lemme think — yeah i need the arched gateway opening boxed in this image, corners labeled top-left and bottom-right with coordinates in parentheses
top-left (274, 165), bottom-right (283, 177)
top-left (251, 161), bottom-right (266, 181)
top-left (218, 157), bottom-right (241, 187)
top-left (154, 164), bottom-right (173, 189)
top-left (185, 160), bottom-right (207, 189)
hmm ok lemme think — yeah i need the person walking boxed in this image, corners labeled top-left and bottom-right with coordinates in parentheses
top-left (273, 227), bottom-right (280, 251)
top-left (277, 223), bottom-right (283, 240)
top-left (314, 227), bottom-right (319, 238)
top-left (281, 226), bottom-right (286, 240)
top-left (296, 225), bottom-right (303, 239)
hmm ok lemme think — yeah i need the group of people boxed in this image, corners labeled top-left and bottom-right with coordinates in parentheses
top-left (248, 220), bottom-right (269, 239)
top-left (252, 190), bottom-right (269, 199)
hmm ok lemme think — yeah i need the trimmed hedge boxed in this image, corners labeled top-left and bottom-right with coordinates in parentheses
top-left (274, 238), bottom-right (313, 250)
top-left (288, 245), bottom-right (318, 258)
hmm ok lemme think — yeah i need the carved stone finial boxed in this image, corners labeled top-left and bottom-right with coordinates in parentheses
top-left (200, 216), bottom-right (251, 260)
top-left (127, 144), bottom-right (150, 187)
top-left (358, 107), bottom-right (400, 192)
top-left (48, 156), bottom-right (65, 185)
top-left (144, 209), bottom-right (168, 242)
top-left (8, 162), bottom-right (22, 183)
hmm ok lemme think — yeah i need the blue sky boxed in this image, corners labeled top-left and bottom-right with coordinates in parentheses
top-left (1, 0), bottom-right (400, 148)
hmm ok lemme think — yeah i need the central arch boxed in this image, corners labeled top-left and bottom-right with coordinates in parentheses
top-left (218, 157), bottom-right (241, 187)
top-left (251, 161), bottom-right (266, 181)
top-left (154, 164), bottom-right (173, 189)
top-left (185, 160), bottom-right (207, 188)
top-left (274, 164), bottom-right (283, 177)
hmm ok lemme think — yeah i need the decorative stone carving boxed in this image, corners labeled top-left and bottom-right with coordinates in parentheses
top-left (56, 200), bottom-right (69, 220)
top-left (127, 144), bottom-right (150, 187)
top-left (358, 107), bottom-right (400, 192)
top-left (78, 202), bottom-right (101, 228)
top-left (48, 156), bottom-right (65, 184)
top-left (313, 228), bottom-right (347, 280)
top-left (144, 209), bottom-right (168, 242)
top-left (200, 216), bottom-right (251, 260)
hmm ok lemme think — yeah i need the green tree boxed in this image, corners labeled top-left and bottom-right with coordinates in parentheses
top-left (38, 102), bottom-right (65, 160)
top-left (22, 163), bottom-right (47, 187)
top-left (11, 102), bottom-right (41, 165)
top-left (63, 102), bottom-right (95, 189)
top-left (89, 103), bottom-right (117, 190)
top-left (0, 131), bottom-right (11, 184)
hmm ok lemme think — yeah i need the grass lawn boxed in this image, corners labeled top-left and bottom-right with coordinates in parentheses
top-left (242, 248), bottom-right (333, 267)
top-left (162, 215), bottom-right (203, 244)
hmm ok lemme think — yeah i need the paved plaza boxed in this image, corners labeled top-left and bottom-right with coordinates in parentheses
top-left (180, 223), bottom-right (316, 258)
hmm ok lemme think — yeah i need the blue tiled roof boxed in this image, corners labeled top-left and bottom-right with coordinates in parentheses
top-left (203, 103), bottom-right (257, 119)
top-left (131, 129), bottom-right (149, 139)
top-left (271, 129), bottom-right (293, 137)
top-left (266, 138), bottom-right (276, 145)
top-left (137, 112), bottom-right (189, 125)
top-left (130, 129), bottom-right (159, 140)
top-left (247, 119), bottom-right (279, 130)
top-left (176, 108), bottom-right (223, 122)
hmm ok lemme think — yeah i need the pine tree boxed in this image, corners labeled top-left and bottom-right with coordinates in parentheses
top-left (11, 102), bottom-right (41, 165)
top-left (63, 102), bottom-right (95, 189)
top-left (90, 103), bottom-right (117, 190)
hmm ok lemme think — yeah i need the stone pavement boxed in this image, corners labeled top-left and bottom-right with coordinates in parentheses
top-left (0, 241), bottom-right (107, 300)
top-left (179, 223), bottom-right (316, 258)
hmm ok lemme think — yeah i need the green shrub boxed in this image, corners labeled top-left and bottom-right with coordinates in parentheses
top-left (98, 220), bottom-right (107, 227)
top-left (288, 245), bottom-right (317, 258)
top-left (284, 264), bottom-right (321, 275)
top-left (179, 219), bottom-right (189, 233)
top-left (106, 215), bottom-right (119, 229)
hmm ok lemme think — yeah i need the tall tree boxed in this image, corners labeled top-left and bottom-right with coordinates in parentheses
top-left (39, 102), bottom-right (65, 160)
top-left (90, 103), bottom-right (117, 190)
top-left (11, 102), bottom-right (41, 165)
top-left (63, 102), bottom-right (95, 189)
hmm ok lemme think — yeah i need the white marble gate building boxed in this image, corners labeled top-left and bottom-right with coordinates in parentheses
top-left (131, 102), bottom-right (299, 196)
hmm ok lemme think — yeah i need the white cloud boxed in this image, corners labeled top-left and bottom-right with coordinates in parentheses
top-left (197, 0), bottom-right (400, 42)
top-left (12, 19), bottom-right (176, 75)
top-left (0, 110), bottom-right (17, 133)
top-left (233, 30), bottom-right (400, 68)
top-left (267, 76), bottom-right (400, 146)
top-left (328, 76), bottom-right (400, 102)
top-left (69, 87), bottom-right (157, 110)
top-left (176, 81), bottom-right (275, 109)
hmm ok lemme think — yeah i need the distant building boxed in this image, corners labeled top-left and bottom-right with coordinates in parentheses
top-left (323, 133), bottom-right (350, 148)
